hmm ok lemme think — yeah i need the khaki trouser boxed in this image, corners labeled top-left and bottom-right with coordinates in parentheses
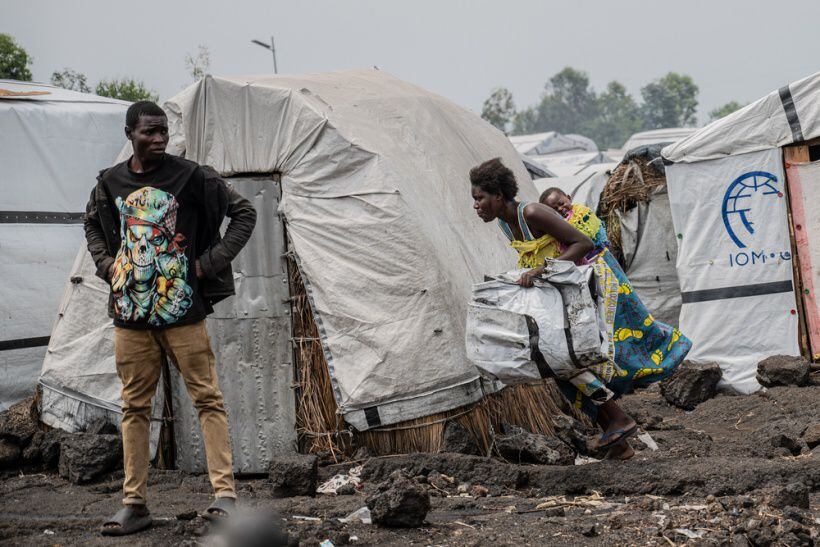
top-left (115, 320), bottom-right (236, 505)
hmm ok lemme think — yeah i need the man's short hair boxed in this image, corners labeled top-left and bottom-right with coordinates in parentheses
top-left (126, 101), bottom-right (166, 129)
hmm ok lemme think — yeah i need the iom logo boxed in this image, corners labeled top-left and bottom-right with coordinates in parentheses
top-left (721, 171), bottom-right (780, 249)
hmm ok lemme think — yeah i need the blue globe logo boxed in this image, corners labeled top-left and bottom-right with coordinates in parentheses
top-left (721, 171), bottom-right (780, 249)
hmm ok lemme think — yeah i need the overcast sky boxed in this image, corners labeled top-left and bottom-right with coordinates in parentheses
top-left (5, 0), bottom-right (819, 125)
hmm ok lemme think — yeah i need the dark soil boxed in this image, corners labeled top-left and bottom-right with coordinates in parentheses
top-left (1, 385), bottom-right (818, 545)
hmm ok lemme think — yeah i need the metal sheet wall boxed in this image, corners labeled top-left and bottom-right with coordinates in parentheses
top-left (171, 176), bottom-right (296, 473)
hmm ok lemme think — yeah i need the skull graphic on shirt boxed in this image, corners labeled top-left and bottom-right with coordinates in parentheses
top-left (111, 187), bottom-right (192, 325)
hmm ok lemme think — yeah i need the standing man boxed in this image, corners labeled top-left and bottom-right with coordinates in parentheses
top-left (85, 101), bottom-right (256, 536)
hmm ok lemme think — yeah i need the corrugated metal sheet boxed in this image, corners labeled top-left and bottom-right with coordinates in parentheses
top-left (172, 176), bottom-right (296, 473)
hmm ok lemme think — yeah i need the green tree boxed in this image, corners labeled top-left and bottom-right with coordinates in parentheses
top-left (709, 100), bottom-right (743, 121)
top-left (511, 106), bottom-right (538, 135)
top-left (640, 72), bottom-right (699, 129)
top-left (0, 33), bottom-right (33, 81)
top-left (532, 67), bottom-right (598, 136)
top-left (95, 78), bottom-right (158, 102)
top-left (481, 87), bottom-right (516, 134)
top-left (51, 68), bottom-right (90, 93)
top-left (587, 81), bottom-right (644, 149)
top-left (184, 44), bottom-right (211, 82)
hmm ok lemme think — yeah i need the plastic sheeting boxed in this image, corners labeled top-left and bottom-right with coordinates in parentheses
top-left (510, 132), bottom-right (598, 156)
top-left (466, 262), bottom-right (608, 385)
top-left (39, 248), bottom-right (163, 455)
top-left (662, 72), bottom-right (820, 164)
top-left (161, 70), bottom-right (535, 430)
top-left (617, 187), bottom-right (682, 326)
top-left (170, 177), bottom-right (296, 473)
top-left (666, 149), bottom-right (799, 393)
top-left (0, 81), bottom-right (128, 411)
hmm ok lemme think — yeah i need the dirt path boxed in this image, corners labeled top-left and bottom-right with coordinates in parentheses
top-left (1, 386), bottom-right (818, 545)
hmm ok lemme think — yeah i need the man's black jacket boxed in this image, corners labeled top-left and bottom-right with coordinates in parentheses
top-left (84, 155), bottom-right (257, 316)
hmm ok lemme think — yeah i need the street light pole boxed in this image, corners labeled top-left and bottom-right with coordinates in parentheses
top-left (270, 36), bottom-right (278, 74)
top-left (250, 36), bottom-right (278, 74)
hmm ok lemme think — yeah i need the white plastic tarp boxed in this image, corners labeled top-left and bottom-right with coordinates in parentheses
top-left (662, 72), bottom-right (820, 164)
top-left (666, 149), bottom-right (799, 392)
top-left (157, 70), bottom-right (535, 429)
top-left (39, 248), bottom-right (163, 454)
top-left (0, 81), bottom-right (128, 411)
top-left (466, 262), bottom-right (609, 385)
top-left (617, 187), bottom-right (682, 326)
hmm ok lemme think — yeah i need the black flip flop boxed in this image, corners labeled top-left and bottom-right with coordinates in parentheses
top-left (596, 423), bottom-right (638, 450)
top-left (100, 505), bottom-right (152, 536)
top-left (202, 497), bottom-right (236, 522)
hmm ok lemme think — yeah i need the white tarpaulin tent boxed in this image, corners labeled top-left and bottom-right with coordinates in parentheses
top-left (510, 132), bottom-right (611, 178)
top-left (532, 162), bottom-right (617, 212)
top-left (663, 72), bottom-right (820, 164)
top-left (661, 73), bottom-right (820, 392)
top-left (0, 80), bottom-right (128, 411)
top-left (621, 127), bottom-right (697, 154)
top-left (40, 70), bottom-right (535, 470)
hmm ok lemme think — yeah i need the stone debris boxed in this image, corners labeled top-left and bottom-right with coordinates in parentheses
top-left (58, 432), bottom-right (122, 484)
top-left (549, 413), bottom-right (590, 454)
top-left (0, 438), bottom-right (22, 468)
top-left (756, 355), bottom-right (810, 387)
top-left (767, 482), bottom-right (810, 509)
top-left (440, 421), bottom-right (481, 456)
top-left (494, 423), bottom-right (574, 465)
top-left (768, 432), bottom-right (803, 456)
top-left (800, 423), bottom-right (820, 448)
top-left (21, 430), bottom-right (62, 469)
top-left (365, 469), bottom-right (430, 527)
top-left (0, 396), bottom-right (38, 446)
top-left (269, 454), bottom-right (318, 497)
top-left (84, 418), bottom-right (119, 436)
top-left (660, 361), bottom-right (722, 409)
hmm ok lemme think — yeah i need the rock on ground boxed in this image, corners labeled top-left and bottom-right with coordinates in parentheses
top-left (84, 418), bottom-right (119, 436)
top-left (0, 396), bottom-right (38, 446)
top-left (268, 454), bottom-right (318, 497)
top-left (660, 361), bottom-right (722, 410)
top-left (440, 421), bottom-right (481, 456)
top-left (22, 430), bottom-right (62, 468)
top-left (0, 438), bottom-right (22, 468)
top-left (801, 423), bottom-right (820, 448)
top-left (58, 433), bottom-right (122, 484)
top-left (494, 423), bottom-right (574, 465)
top-left (366, 469), bottom-right (430, 527)
top-left (767, 481), bottom-right (810, 509)
top-left (756, 355), bottom-right (809, 387)
top-left (549, 413), bottom-right (591, 454)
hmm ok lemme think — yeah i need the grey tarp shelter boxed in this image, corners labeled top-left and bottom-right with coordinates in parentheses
top-left (0, 81), bottom-right (128, 411)
top-left (39, 70), bottom-right (537, 472)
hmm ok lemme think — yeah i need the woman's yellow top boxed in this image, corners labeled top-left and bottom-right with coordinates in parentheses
top-left (497, 202), bottom-right (560, 268)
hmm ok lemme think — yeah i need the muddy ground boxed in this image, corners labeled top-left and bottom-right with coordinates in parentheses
top-left (1, 385), bottom-right (818, 546)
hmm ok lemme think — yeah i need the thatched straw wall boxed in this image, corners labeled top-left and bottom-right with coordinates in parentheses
top-left (287, 255), bottom-right (585, 460)
top-left (597, 155), bottom-right (667, 264)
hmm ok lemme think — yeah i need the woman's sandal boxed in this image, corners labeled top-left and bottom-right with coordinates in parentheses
top-left (596, 423), bottom-right (638, 450)
top-left (100, 505), bottom-right (152, 536)
top-left (202, 497), bottom-right (236, 522)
